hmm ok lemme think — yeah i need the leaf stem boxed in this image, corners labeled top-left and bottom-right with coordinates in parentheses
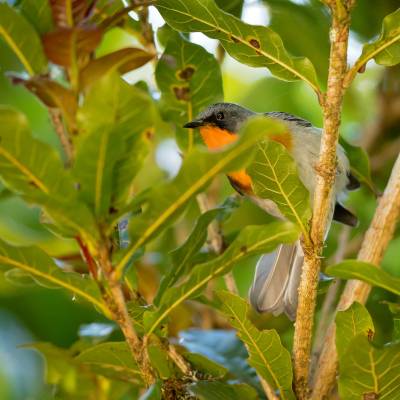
top-left (49, 108), bottom-right (74, 165)
top-left (292, 2), bottom-right (354, 398)
top-left (311, 153), bottom-right (400, 399)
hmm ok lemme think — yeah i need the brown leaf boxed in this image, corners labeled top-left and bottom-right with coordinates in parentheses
top-left (49, 0), bottom-right (94, 28)
top-left (80, 47), bottom-right (155, 89)
top-left (42, 26), bottom-right (102, 67)
top-left (12, 76), bottom-right (77, 131)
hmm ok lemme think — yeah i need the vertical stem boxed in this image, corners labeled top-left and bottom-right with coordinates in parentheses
top-left (98, 246), bottom-right (154, 386)
top-left (49, 108), bottom-right (74, 164)
top-left (311, 153), bottom-right (400, 399)
top-left (292, 2), bottom-right (353, 398)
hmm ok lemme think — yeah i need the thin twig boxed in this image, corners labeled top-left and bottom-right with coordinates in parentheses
top-left (311, 153), bottom-right (400, 399)
top-left (196, 193), bottom-right (239, 294)
top-left (168, 344), bottom-right (195, 378)
top-left (260, 377), bottom-right (279, 400)
top-left (292, 2), bottom-right (354, 398)
top-left (49, 108), bottom-right (73, 165)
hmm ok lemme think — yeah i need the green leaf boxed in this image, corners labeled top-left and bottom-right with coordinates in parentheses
top-left (0, 3), bottom-right (47, 75)
top-left (0, 239), bottom-right (107, 315)
top-left (80, 47), bottom-right (155, 90)
top-left (76, 342), bottom-right (142, 384)
top-left (248, 140), bottom-right (311, 236)
top-left (145, 221), bottom-right (299, 335)
top-left (339, 136), bottom-right (375, 192)
top-left (0, 106), bottom-right (97, 241)
top-left (154, 208), bottom-right (221, 305)
top-left (217, 291), bottom-right (295, 400)
top-left (189, 381), bottom-right (258, 400)
top-left (215, 0), bottom-right (244, 18)
top-left (183, 352), bottom-right (228, 379)
top-left (155, 31), bottom-right (223, 150)
top-left (19, 0), bottom-right (54, 35)
top-left (74, 72), bottom-right (155, 217)
top-left (156, 0), bottom-right (320, 93)
top-left (326, 260), bottom-right (400, 296)
top-left (338, 336), bottom-right (400, 400)
top-left (336, 302), bottom-right (374, 360)
top-left (359, 8), bottom-right (400, 67)
top-left (147, 337), bottom-right (176, 379)
top-left (115, 116), bottom-right (284, 276)
top-left (140, 381), bottom-right (162, 400)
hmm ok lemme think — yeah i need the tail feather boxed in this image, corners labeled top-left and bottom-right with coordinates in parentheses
top-left (249, 241), bottom-right (303, 320)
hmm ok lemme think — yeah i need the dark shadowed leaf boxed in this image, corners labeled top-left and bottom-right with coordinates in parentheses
top-left (139, 381), bottom-right (162, 400)
top-left (74, 72), bottom-right (155, 217)
top-left (147, 336), bottom-right (176, 379)
top-left (155, 30), bottom-right (223, 149)
top-left (145, 221), bottom-right (299, 336)
top-left (339, 136), bottom-right (375, 192)
top-left (76, 342), bottom-right (142, 383)
top-left (0, 240), bottom-right (107, 315)
top-left (80, 47), bottom-right (155, 89)
top-left (19, 0), bottom-right (54, 34)
top-left (156, 0), bottom-right (320, 93)
top-left (248, 139), bottom-right (311, 236)
top-left (217, 291), bottom-right (295, 400)
top-left (326, 260), bottom-right (400, 296)
top-left (180, 329), bottom-right (262, 393)
top-left (338, 335), bottom-right (400, 400)
top-left (0, 106), bottom-right (97, 240)
top-left (154, 208), bottom-right (221, 305)
top-left (183, 352), bottom-right (228, 379)
top-left (42, 26), bottom-right (103, 67)
top-left (189, 381), bottom-right (258, 400)
top-left (116, 117), bottom-right (284, 277)
top-left (0, 3), bottom-right (47, 75)
top-left (359, 8), bottom-right (400, 67)
top-left (336, 302), bottom-right (374, 360)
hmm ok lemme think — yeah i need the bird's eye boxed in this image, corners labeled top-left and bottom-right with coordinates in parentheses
top-left (216, 112), bottom-right (224, 120)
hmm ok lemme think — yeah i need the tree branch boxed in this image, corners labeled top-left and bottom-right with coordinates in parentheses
top-left (311, 153), bottom-right (400, 399)
top-left (292, 2), bottom-right (354, 398)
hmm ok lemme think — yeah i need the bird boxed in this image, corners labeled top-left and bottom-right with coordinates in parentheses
top-left (183, 102), bottom-right (359, 320)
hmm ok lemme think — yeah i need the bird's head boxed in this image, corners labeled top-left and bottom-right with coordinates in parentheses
top-left (183, 103), bottom-right (254, 149)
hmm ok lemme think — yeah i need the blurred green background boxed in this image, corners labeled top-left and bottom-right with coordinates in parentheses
top-left (1, 0), bottom-right (399, 398)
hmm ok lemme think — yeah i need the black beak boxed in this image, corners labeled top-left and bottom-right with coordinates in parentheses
top-left (183, 119), bottom-right (203, 128)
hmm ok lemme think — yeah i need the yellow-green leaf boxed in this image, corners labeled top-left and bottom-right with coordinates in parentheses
top-left (217, 291), bottom-right (295, 400)
top-left (156, 0), bottom-right (320, 93)
top-left (0, 3), bottom-right (47, 75)
top-left (248, 140), bottom-right (311, 236)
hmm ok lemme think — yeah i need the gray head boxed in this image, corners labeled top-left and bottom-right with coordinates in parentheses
top-left (183, 103), bottom-right (255, 133)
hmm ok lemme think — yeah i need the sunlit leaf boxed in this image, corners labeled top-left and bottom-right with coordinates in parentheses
top-left (338, 335), bottom-right (400, 400)
top-left (74, 72), bottom-right (155, 218)
top-left (156, 0), bottom-right (320, 93)
top-left (215, 0), bottom-right (244, 18)
top-left (116, 117), bottom-right (284, 276)
top-left (0, 240), bottom-right (107, 315)
top-left (217, 291), bottom-right (295, 400)
top-left (76, 342), bottom-right (142, 383)
top-left (19, 0), bottom-right (54, 35)
top-left (145, 221), bottom-right (299, 335)
top-left (80, 47), bottom-right (155, 89)
top-left (42, 26), bottom-right (103, 67)
top-left (0, 106), bottom-right (97, 240)
top-left (359, 8), bottom-right (400, 67)
top-left (0, 3), bottom-right (47, 75)
top-left (155, 30), bottom-right (223, 149)
top-left (336, 302), bottom-right (374, 360)
top-left (189, 381), bottom-right (258, 400)
top-left (326, 260), bottom-right (400, 296)
top-left (248, 139), bottom-right (311, 236)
